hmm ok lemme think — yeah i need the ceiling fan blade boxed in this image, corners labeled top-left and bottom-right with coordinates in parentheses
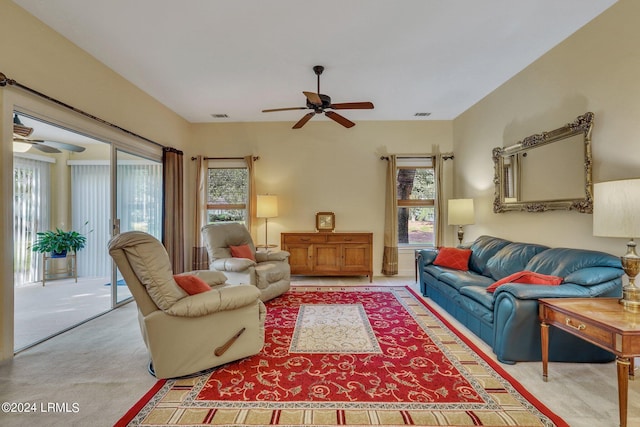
top-left (303, 91), bottom-right (322, 106)
top-left (330, 102), bottom-right (374, 110)
top-left (292, 112), bottom-right (315, 129)
top-left (31, 140), bottom-right (86, 152)
top-left (262, 107), bottom-right (307, 113)
top-left (24, 141), bottom-right (61, 154)
top-left (13, 124), bottom-right (33, 138)
top-left (13, 114), bottom-right (34, 137)
top-left (325, 111), bottom-right (355, 128)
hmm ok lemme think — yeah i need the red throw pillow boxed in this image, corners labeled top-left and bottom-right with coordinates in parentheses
top-left (174, 274), bottom-right (211, 295)
top-left (229, 244), bottom-right (255, 261)
top-left (486, 270), bottom-right (563, 293)
top-left (433, 247), bottom-right (472, 271)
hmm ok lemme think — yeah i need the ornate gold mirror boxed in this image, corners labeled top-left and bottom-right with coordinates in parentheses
top-left (493, 112), bottom-right (594, 213)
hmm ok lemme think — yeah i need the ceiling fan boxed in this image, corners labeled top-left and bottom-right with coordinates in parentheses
top-left (13, 114), bottom-right (86, 153)
top-left (262, 65), bottom-right (374, 129)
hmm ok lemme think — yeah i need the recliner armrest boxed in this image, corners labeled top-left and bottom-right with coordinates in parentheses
top-left (255, 250), bottom-right (290, 263)
top-left (165, 284), bottom-right (261, 317)
top-left (175, 270), bottom-right (228, 286)
top-left (212, 258), bottom-right (256, 272)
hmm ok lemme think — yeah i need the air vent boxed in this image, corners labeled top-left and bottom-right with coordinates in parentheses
top-left (414, 112), bottom-right (431, 117)
top-left (211, 114), bottom-right (229, 119)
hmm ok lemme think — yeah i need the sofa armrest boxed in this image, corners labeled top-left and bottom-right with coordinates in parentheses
top-left (494, 283), bottom-right (593, 300)
top-left (212, 257), bottom-right (256, 272)
top-left (417, 249), bottom-right (438, 267)
top-left (494, 277), bottom-right (623, 300)
top-left (166, 284), bottom-right (261, 317)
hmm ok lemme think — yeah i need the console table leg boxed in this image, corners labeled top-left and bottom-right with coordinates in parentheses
top-left (617, 356), bottom-right (630, 427)
top-left (541, 322), bottom-right (549, 382)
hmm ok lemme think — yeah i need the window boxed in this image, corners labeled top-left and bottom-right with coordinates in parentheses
top-left (396, 157), bottom-right (436, 246)
top-left (207, 160), bottom-right (249, 224)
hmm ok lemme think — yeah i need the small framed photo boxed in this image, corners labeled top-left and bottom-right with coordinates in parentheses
top-left (315, 212), bottom-right (335, 232)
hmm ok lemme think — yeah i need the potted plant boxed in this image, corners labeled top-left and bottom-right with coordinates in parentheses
top-left (31, 227), bottom-right (88, 258)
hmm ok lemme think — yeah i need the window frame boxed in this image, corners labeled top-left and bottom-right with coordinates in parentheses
top-left (396, 157), bottom-right (437, 247)
top-left (206, 159), bottom-right (249, 226)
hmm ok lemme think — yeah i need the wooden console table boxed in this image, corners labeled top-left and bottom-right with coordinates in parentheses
top-left (281, 232), bottom-right (373, 282)
top-left (539, 298), bottom-right (640, 427)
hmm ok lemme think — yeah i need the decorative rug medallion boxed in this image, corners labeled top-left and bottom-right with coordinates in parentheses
top-left (116, 286), bottom-right (567, 426)
top-left (289, 304), bottom-right (382, 354)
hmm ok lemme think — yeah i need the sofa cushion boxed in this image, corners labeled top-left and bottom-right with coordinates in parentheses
top-left (460, 285), bottom-right (495, 311)
top-left (486, 270), bottom-right (563, 293)
top-left (433, 247), bottom-right (472, 271)
top-left (485, 242), bottom-right (549, 280)
top-left (468, 236), bottom-right (511, 276)
top-left (173, 274), bottom-right (212, 295)
top-left (525, 248), bottom-right (622, 277)
top-left (438, 270), bottom-right (494, 291)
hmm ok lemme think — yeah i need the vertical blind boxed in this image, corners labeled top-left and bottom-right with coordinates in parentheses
top-left (71, 164), bottom-right (111, 278)
top-left (71, 162), bottom-right (163, 278)
top-left (13, 156), bottom-right (51, 285)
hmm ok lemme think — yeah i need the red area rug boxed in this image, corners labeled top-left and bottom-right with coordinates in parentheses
top-left (116, 286), bottom-right (567, 426)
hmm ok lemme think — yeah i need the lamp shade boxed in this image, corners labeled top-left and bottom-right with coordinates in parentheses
top-left (257, 195), bottom-right (278, 218)
top-left (448, 198), bottom-right (475, 226)
top-left (593, 179), bottom-right (640, 238)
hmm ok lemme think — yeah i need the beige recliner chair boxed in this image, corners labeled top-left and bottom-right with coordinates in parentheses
top-left (108, 231), bottom-right (266, 379)
top-left (201, 223), bottom-right (291, 301)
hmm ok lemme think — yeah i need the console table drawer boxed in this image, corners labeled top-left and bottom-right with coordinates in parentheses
top-left (326, 234), bottom-right (371, 244)
top-left (283, 234), bottom-right (327, 244)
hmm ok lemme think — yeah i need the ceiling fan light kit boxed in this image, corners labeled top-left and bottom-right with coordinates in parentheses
top-left (262, 65), bottom-right (374, 129)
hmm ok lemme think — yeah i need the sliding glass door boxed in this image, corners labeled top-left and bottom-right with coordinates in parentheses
top-left (12, 111), bottom-right (163, 350)
top-left (113, 149), bottom-right (163, 304)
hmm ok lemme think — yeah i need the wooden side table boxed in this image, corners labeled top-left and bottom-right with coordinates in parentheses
top-left (42, 252), bottom-right (77, 286)
top-left (539, 298), bottom-right (640, 427)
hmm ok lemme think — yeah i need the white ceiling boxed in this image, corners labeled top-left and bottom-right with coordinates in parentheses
top-left (13, 0), bottom-right (617, 125)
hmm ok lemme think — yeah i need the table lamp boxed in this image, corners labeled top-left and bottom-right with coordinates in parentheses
top-left (593, 179), bottom-right (640, 312)
top-left (448, 198), bottom-right (475, 245)
top-left (257, 194), bottom-right (278, 248)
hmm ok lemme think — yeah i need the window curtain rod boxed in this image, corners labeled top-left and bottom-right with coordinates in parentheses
top-left (0, 71), bottom-right (163, 148)
top-left (190, 156), bottom-right (260, 161)
top-left (380, 153), bottom-right (454, 161)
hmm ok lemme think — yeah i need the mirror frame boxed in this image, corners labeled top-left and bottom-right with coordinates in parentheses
top-left (492, 112), bottom-right (594, 213)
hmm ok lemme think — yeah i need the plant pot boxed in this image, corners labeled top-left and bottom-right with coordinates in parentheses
top-left (50, 250), bottom-right (67, 258)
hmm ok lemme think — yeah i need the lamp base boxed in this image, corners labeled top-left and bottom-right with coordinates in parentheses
top-left (619, 239), bottom-right (640, 312)
top-left (457, 225), bottom-right (464, 245)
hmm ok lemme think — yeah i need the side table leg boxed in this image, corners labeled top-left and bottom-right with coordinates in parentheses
top-left (541, 321), bottom-right (549, 382)
top-left (617, 356), bottom-right (630, 427)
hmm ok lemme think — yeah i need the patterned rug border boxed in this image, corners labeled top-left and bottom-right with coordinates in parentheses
top-left (115, 285), bottom-right (568, 427)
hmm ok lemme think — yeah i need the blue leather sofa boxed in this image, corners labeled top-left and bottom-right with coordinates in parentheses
top-left (417, 235), bottom-right (623, 364)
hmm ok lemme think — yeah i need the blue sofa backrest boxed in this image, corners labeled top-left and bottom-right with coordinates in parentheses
top-left (485, 242), bottom-right (550, 280)
top-left (525, 247), bottom-right (623, 285)
top-left (468, 236), bottom-right (511, 276)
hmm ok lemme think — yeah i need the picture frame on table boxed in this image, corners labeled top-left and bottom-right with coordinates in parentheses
top-left (315, 212), bottom-right (335, 232)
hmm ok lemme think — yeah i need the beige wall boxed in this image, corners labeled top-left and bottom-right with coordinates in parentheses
top-left (452, 0), bottom-right (638, 258)
top-left (185, 120), bottom-right (454, 275)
